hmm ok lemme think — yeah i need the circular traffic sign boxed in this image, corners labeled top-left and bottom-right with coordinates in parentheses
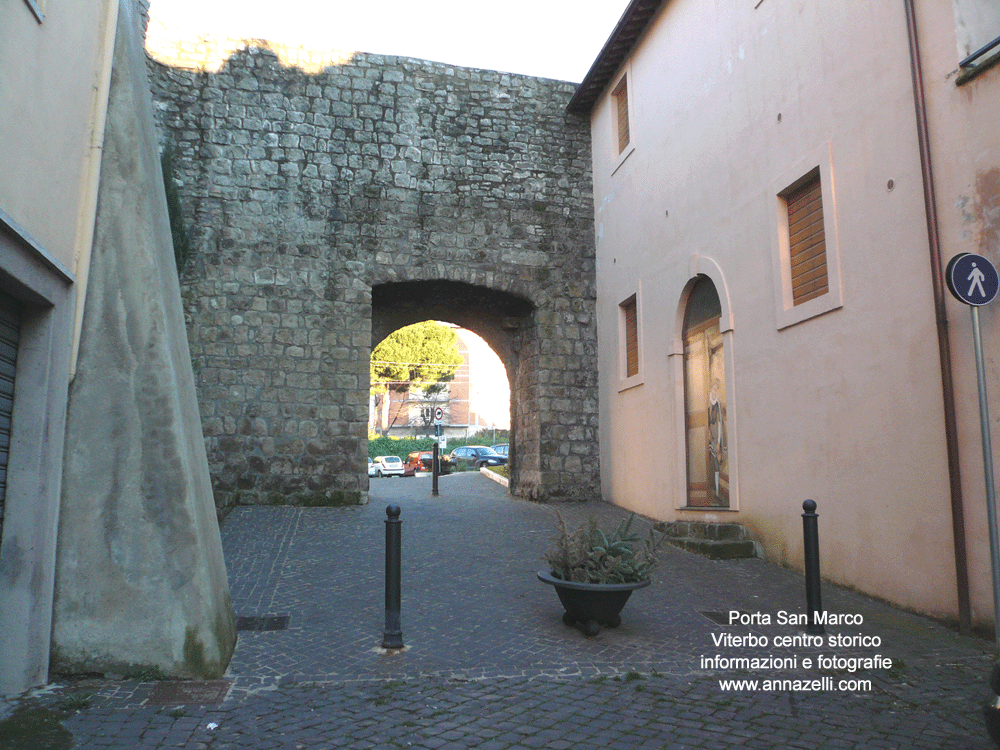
top-left (434, 406), bottom-right (444, 423)
top-left (947, 253), bottom-right (999, 306)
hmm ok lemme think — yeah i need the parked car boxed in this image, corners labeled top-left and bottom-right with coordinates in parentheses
top-left (368, 458), bottom-right (379, 477)
top-left (491, 444), bottom-right (509, 457)
top-left (403, 450), bottom-right (453, 476)
top-left (371, 455), bottom-right (405, 478)
top-left (448, 445), bottom-right (508, 471)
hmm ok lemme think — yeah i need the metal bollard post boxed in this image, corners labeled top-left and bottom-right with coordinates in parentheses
top-left (432, 442), bottom-right (439, 497)
top-left (382, 505), bottom-right (404, 649)
top-left (802, 499), bottom-right (825, 635)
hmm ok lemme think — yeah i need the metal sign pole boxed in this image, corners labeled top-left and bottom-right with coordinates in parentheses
top-left (946, 253), bottom-right (1000, 647)
top-left (432, 423), bottom-right (440, 497)
top-left (972, 304), bottom-right (1000, 649)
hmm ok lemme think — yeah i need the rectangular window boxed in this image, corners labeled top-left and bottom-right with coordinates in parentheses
top-left (613, 77), bottom-right (630, 155)
top-left (783, 170), bottom-right (828, 306)
top-left (622, 295), bottom-right (638, 378)
top-left (770, 145), bottom-right (843, 329)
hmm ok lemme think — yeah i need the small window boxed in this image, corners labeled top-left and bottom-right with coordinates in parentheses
top-left (770, 144), bottom-right (843, 329)
top-left (621, 295), bottom-right (638, 378)
top-left (782, 169), bottom-right (828, 306)
top-left (613, 76), bottom-right (630, 155)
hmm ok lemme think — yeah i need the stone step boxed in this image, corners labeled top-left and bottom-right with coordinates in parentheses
top-left (655, 521), bottom-right (760, 560)
top-left (658, 521), bottom-right (749, 541)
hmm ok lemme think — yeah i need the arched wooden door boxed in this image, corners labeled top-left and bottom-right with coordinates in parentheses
top-left (682, 277), bottom-right (729, 507)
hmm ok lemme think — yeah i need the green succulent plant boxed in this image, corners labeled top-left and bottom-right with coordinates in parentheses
top-left (544, 512), bottom-right (662, 584)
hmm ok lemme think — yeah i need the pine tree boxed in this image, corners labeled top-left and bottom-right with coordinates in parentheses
top-left (371, 322), bottom-right (463, 433)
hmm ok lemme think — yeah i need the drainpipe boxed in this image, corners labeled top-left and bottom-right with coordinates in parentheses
top-left (903, 0), bottom-right (972, 633)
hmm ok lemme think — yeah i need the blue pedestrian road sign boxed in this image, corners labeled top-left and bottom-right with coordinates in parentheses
top-left (947, 253), bottom-right (999, 306)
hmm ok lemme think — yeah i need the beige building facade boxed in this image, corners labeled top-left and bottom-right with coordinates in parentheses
top-left (577, 0), bottom-right (1000, 628)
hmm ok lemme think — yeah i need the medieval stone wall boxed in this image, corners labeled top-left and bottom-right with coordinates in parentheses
top-left (146, 34), bottom-right (599, 510)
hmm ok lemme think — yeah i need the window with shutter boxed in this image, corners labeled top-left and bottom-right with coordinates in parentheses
top-left (623, 296), bottom-right (638, 377)
top-left (784, 170), bottom-right (828, 306)
top-left (618, 293), bottom-right (642, 390)
top-left (613, 76), bottom-right (630, 155)
top-left (770, 147), bottom-right (843, 329)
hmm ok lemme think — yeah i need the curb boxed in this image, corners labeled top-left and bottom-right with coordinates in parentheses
top-left (479, 466), bottom-right (509, 488)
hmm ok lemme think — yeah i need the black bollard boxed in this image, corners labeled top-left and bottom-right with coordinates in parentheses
top-left (432, 442), bottom-right (439, 497)
top-left (802, 499), bottom-right (825, 635)
top-left (382, 505), bottom-right (404, 649)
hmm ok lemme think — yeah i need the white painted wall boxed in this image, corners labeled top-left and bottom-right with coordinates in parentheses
top-left (0, 0), bottom-right (116, 270)
top-left (918, 0), bottom-right (1000, 627)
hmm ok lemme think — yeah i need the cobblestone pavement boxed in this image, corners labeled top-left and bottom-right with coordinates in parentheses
top-left (2, 472), bottom-right (998, 748)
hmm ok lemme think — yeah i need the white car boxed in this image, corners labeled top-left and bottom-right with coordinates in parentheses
top-left (368, 458), bottom-right (379, 477)
top-left (372, 455), bottom-right (405, 478)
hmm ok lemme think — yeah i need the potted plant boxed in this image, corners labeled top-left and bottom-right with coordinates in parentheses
top-left (537, 512), bottom-right (661, 636)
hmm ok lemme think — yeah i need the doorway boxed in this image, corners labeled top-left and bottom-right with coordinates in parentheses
top-left (682, 276), bottom-right (729, 507)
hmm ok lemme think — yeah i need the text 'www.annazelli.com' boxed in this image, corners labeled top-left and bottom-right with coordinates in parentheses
top-left (718, 677), bottom-right (872, 692)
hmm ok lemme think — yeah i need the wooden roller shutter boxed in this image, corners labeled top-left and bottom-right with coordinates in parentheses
top-left (613, 77), bottom-right (630, 154)
top-left (0, 292), bottom-right (21, 541)
top-left (623, 296), bottom-right (638, 377)
top-left (786, 172), bottom-right (828, 305)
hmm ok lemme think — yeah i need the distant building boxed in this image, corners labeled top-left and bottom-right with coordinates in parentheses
top-left (371, 327), bottom-right (510, 438)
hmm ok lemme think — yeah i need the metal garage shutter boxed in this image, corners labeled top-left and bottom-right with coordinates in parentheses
top-left (0, 292), bottom-right (21, 542)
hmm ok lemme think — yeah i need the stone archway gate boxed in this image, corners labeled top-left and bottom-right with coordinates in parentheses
top-left (147, 36), bottom-right (599, 511)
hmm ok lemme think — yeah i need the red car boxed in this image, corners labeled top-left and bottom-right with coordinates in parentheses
top-left (403, 450), bottom-right (453, 476)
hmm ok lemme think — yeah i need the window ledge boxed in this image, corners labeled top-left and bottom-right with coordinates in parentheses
top-left (612, 145), bottom-right (635, 176)
top-left (23, 0), bottom-right (44, 23)
top-left (679, 505), bottom-right (740, 512)
top-left (617, 374), bottom-right (643, 393)
top-left (957, 47), bottom-right (1000, 85)
top-left (776, 295), bottom-right (842, 330)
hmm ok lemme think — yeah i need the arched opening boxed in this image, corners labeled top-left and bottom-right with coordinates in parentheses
top-left (372, 280), bottom-right (533, 371)
top-left (369, 321), bottom-right (510, 441)
top-left (371, 280), bottom-right (534, 496)
top-left (682, 276), bottom-right (729, 508)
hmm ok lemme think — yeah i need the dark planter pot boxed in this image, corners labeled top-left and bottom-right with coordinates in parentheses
top-left (984, 662), bottom-right (1000, 747)
top-left (537, 569), bottom-right (650, 636)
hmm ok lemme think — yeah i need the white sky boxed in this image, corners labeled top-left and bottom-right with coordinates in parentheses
top-left (148, 0), bottom-right (632, 82)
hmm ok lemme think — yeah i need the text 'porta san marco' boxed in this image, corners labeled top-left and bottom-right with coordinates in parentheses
top-left (729, 611), bottom-right (864, 626)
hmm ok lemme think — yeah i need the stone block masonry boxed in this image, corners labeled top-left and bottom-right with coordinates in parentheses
top-left (146, 33), bottom-right (599, 512)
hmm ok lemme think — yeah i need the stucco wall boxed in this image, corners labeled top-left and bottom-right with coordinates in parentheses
top-left (145, 33), bottom-right (599, 509)
top-left (0, 0), bottom-right (116, 696)
top-left (51, 0), bottom-right (235, 679)
top-left (591, 0), bottom-right (999, 624)
top-left (0, 0), bottom-right (114, 270)
top-left (917, 0), bottom-right (1000, 626)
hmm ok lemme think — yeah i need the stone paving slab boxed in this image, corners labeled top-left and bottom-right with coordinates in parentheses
top-left (2, 472), bottom-right (997, 748)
